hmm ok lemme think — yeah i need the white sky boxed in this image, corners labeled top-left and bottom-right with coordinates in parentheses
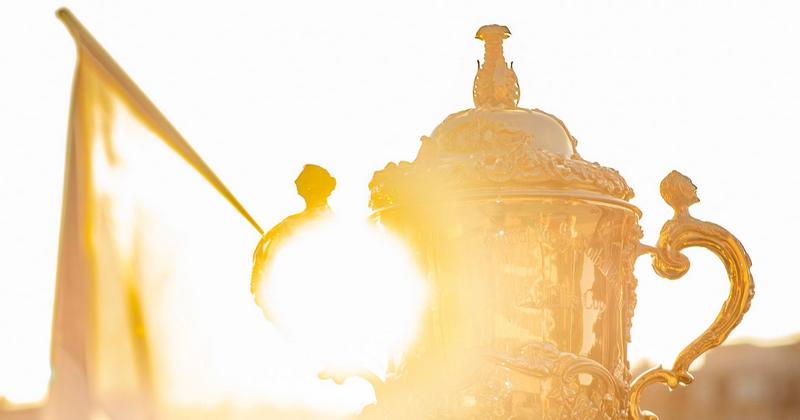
top-left (1, 0), bottom-right (800, 405)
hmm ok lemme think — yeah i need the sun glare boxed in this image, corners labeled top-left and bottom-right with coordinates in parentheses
top-left (258, 216), bottom-right (429, 381)
top-left (83, 95), bottom-right (431, 417)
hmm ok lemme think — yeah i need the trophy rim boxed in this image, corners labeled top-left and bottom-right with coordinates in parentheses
top-left (369, 188), bottom-right (642, 218)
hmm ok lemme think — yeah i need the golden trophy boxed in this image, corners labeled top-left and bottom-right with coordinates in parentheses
top-left (363, 25), bottom-right (754, 419)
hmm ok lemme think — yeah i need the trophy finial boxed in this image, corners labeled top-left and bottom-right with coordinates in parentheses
top-left (295, 164), bottom-right (336, 210)
top-left (473, 24), bottom-right (520, 109)
top-left (660, 170), bottom-right (700, 215)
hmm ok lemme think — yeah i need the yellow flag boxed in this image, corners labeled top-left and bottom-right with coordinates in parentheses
top-left (50, 8), bottom-right (267, 420)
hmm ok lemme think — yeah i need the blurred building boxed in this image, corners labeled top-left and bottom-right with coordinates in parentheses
top-left (637, 339), bottom-right (800, 420)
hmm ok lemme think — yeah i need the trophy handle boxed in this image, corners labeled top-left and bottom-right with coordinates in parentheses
top-left (628, 171), bottom-right (755, 420)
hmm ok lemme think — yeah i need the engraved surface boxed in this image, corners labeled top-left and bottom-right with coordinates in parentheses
top-left (366, 196), bottom-right (640, 418)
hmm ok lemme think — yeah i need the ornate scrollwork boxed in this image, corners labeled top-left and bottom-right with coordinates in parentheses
top-left (369, 145), bottom-right (634, 210)
top-left (340, 342), bottom-right (627, 419)
top-left (485, 341), bottom-right (627, 420)
top-left (584, 209), bottom-right (642, 385)
top-left (628, 171), bottom-right (755, 420)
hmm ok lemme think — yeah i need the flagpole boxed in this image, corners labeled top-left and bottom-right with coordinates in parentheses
top-left (56, 7), bottom-right (265, 236)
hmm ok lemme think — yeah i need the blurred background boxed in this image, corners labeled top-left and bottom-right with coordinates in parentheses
top-left (634, 337), bottom-right (800, 419)
top-left (1, 0), bottom-right (799, 418)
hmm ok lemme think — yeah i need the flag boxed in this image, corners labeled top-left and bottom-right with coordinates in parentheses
top-left (49, 8), bottom-right (273, 420)
top-left (46, 9), bottom-right (416, 420)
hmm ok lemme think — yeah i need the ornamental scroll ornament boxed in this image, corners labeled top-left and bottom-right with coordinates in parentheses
top-left (368, 145), bottom-right (634, 209)
top-left (628, 171), bottom-right (755, 420)
top-left (487, 341), bottom-right (627, 420)
top-left (340, 341), bottom-right (628, 420)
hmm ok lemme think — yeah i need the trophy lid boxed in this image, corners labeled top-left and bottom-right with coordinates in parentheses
top-left (369, 25), bottom-right (634, 210)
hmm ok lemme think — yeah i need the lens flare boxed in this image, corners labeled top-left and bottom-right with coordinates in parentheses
top-left (256, 216), bottom-right (429, 381)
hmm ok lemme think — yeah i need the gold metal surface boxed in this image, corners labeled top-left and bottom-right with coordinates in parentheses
top-left (473, 25), bottom-right (519, 109)
top-left (366, 26), bottom-right (754, 419)
top-left (628, 171), bottom-right (754, 420)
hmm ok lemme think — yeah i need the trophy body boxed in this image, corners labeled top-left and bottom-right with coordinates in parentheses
top-left (366, 25), bottom-right (753, 419)
top-left (372, 194), bottom-right (640, 418)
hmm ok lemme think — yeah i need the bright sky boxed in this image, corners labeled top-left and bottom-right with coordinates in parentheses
top-left (1, 0), bottom-right (799, 410)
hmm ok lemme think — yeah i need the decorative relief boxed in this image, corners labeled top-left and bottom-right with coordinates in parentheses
top-left (482, 341), bottom-right (627, 419)
top-left (473, 24), bottom-right (520, 109)
top-left (350, 342), bottom-right (627, 419)
top-left (589, 210), bottom-right (642, 386)
top-left (586, 213), bottom-right (622, 288)
top-left (369, 144), bottom-right (634, 210)
top-left (621, 217), bottom-right (643, 363)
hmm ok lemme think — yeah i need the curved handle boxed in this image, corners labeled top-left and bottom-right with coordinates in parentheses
top-left (628, 171), bottom-right (755, 420)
